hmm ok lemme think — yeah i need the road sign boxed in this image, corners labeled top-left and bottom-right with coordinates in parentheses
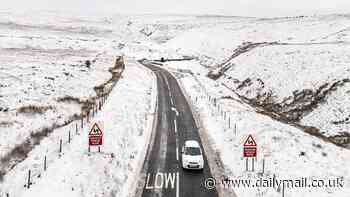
top-left (243, 135), bottom-right (257, 157)
top-left (89, 122), bottom-right (103, 146)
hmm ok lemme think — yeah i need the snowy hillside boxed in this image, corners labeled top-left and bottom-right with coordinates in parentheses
top-left (157, 14), bottom-right (350, 146)
top-left (220, 43), bottom-right (350, 137)
top-left (0, 11), bottom-right (349, 197)
top-left (0, 60), bottom-right (157, 197)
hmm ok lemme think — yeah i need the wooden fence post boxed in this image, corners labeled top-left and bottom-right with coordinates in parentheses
top-left (234, 123), bottom-right (237, 136)
top-left (262, 158), bottom-right (265, 174)
top-left (59, 139), bottom-right (62, 153)
top-left (44, 156), bottom-right (47, 171)
top-left (27, 170), bottom-right (31, 189)
top-left (228, 117), bottom-right (231, 128)
top-left (245, 158), bottom-right (248, 171)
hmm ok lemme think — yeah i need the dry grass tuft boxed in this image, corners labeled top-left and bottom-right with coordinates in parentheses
top-left (17, 105), bottom-right (53, 114)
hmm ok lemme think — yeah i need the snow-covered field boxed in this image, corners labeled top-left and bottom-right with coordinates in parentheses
top-left (0, 12), bottom-right (157, 196)
top-left (163, 14), bottom-right (350, 65)
top-left (0, 60), bottom-right (157, 197)
top-left (0, 12), bottom-right (122, 161)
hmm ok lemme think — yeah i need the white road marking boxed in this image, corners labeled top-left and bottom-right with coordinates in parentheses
top-left (169, 89), bottom-right (172, 98)
top-left (170, 96), bottom-right (174, 105)
top-left (165, 76), bottom-right (171, 90)
top-left (174, 118), bottom-right (177, 133)
top-left (175, 128), bottom-right (179, 161)
top-left (164, 76), bottom-right (174, 103)
top-left (176, 146), bottom-right (179, 161)
top-left (171, 107), bottom-right (179, 116)
top-left (145, 173), bottom-right (154, 189)
top-left (176, 172), bottom-right (180, 197)
top-left (165, 173), bottom-right (176, 189)
top-left (145, 172), bottom-right (177, 189)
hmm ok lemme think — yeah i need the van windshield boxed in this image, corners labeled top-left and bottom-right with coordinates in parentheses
top-left (185, 147), bottom-right (201, 156)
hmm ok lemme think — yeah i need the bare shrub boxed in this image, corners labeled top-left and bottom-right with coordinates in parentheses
top-left (85, 60), bottom-right (91, 68)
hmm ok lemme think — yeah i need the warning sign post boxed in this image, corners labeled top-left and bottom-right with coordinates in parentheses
top-left (243, 135), bottom-right (257, 157)
top-left (243, 134), bottom-right (257, 171)
top-left (88, 122), bottom-right (103, 152)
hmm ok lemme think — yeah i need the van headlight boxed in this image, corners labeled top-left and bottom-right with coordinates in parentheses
top-left (199, 159), bottom-right (204, 165)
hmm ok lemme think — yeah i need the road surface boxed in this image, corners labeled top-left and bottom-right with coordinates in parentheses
top-left (139, 61), bottom-right (219, 197)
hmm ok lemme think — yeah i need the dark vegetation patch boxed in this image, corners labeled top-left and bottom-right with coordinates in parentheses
top-left (332, 114), bottom-right (350, 125)
top-left (153, 56), bottom-right (196, 63)
top-left (328, 132), bottom-right (350, 146)
top-left (0, 107), bottom-right (9, 112)
top-left (221, 78), bottom-right (350, 148)
top-left (17, 105), bottom-right (54, 114)
top-left (0, 121), bottom-right (13, 127)
top-left (57, 96), bottom-right (82, 103)
top-left (243, 78), bottom-right (350, 122)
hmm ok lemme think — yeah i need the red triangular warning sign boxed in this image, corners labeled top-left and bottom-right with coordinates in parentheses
top-left (89, 123), bottom-right (103, 136)
top-left (244, 135), bottom-right (257, 146)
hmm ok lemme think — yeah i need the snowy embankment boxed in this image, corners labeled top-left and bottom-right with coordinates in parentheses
top-left (0, 12), bottom-right (133, 179)
top-left (165, 61), bottom-right (350, 197)
top-left (0, 51), bottom-right (113, 158)
top-left (0, 60), bottom-right (157, 197)
top-left (219, 43), bottom-right (350, 137)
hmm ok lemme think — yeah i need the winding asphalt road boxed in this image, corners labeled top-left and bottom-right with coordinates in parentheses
top-left (139, 61), bottom-right (218, 197)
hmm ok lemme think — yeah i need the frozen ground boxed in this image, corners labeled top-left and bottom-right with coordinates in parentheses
top-left (0, 60), bottom-right (156, 197)
top-left (0, 12), bottom-right (123, 161)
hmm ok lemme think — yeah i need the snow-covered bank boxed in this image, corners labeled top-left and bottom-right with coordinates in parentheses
top-left (0, 52), bottom-right (114, 158)
top-left (0, 11), bottom-right (132, 176)
top-left (0, 60), bottom-right (157, 197)
top-left (165, 61), bottom-right (350, 197)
